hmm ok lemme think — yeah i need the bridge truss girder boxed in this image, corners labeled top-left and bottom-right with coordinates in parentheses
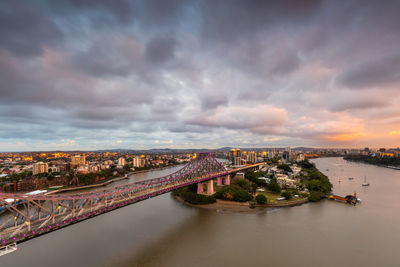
top-left (0, 153), bottom-right (227, 246)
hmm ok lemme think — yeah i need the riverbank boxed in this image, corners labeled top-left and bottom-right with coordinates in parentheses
top-left (174, 195), bottom-right (309, 213)
top-left (344, 155), bottom-right (400, 169)
top-left (46, 175), bottom-right (130, 194)
top-left (132, 164), bottom-right (182, 174)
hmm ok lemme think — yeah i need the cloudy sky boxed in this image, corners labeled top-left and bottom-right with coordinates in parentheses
top-left (1, 0), bottom-right (400, 151)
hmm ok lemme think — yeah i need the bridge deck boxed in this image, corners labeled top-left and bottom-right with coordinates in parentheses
top-left (0, 153), bottom-right (263, 248)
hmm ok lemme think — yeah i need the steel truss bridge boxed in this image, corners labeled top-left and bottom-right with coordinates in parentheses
top-left (0, 153), bottom-right (231, 247)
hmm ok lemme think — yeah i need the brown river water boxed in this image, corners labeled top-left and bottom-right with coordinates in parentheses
top-left (1, 157), bottom-right (400, 267)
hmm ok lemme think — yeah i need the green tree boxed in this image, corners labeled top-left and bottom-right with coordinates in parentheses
top-left (306, 179), bottom-right (323, 192)
top-left (187, 183), bottom-right (198, 193)
top-left (267, 181), bottom-right (281, 193)
top-left (123, 164), bottom-right (131, 172)
top-left (232, 178), bottom-right (251, 190)
top-left (299, 159), bottom-right (332, 201)
top-left (255, 194), bottom-right (267, 204)
top-left (298, 160), bottom-right (314, 169)
top-left (308, 191), bottom-right (325, 202)
top-left (251, 183), bottom-right (258, 193)
top-left (173, 186), bottom-right (216, 205)
top-left (232, 190), bottom-right (253, 202)
top-left (76, 173), bottom-right (96, 185)
top-left (245, 171), bottom-right (258, 182)
top-left (281, 191), bottom-right (292, 199)
top-left (278, 164), bottom-right (293, 173)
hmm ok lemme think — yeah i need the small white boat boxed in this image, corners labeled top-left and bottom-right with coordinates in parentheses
top-left (362, 176), bottom-right (370, 186)
top-left (0, 242), bottom-right (18, 257)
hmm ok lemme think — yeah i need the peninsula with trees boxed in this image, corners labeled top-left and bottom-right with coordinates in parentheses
top-left (174, 159), bottom-right (332, 211)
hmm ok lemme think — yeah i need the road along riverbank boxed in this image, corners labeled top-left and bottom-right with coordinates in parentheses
top-left (46, 164), bottom-right (182, 195)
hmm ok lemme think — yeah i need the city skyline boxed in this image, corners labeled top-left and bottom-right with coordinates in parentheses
top-left (1, 0), bottom-right (400, 151)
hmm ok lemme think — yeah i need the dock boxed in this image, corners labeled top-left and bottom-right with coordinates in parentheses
top-left (328, 192), bottom-right (360, 205)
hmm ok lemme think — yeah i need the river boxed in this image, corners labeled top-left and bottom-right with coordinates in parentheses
top-left (1, 157), bottom-right (400, 266)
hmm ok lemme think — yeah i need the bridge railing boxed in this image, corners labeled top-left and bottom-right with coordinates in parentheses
top-left (0, 152), bottom-right (216, 200)
top-left (0, 153), bottom-right (230, 246)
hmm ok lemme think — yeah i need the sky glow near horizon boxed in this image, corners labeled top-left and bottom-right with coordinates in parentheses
top-left (1, 0), bottom-right (400, 151)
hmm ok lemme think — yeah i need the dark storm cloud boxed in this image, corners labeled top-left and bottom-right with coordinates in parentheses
top-left (0, 1), bottom-right (64, 56)
top-left (338, 55), bottom-right (400, 89)
top-left (145, 35), bottom-right (177, 65)
top-left (67, 36), bottom-right (146, 78)
top-left (63, 0), bottom-right (136, 25)
top-left (0, 49), bottom-right (48, 104)
top-left (270, 51), bottom-right (301, 76)
top-left (139, 0), bottom-right (187, 28)
top-left (328, 94), bottom-right (388, 112)
top-left (200, 0), bottom-right (322, 43)
top-left (2, 0), bottom-right (400, 150)
top-left (201, 95), bottom-right (228, 110)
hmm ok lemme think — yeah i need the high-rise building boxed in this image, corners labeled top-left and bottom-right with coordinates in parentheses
top-left (118, 157), bottom-right (126, 166)
top-left (282, 151), bottom-right (290, 163)
top-left (233, 157), bottom-right (242, 166)
top-left (133, 156), bottom-right (145, 168)
top-left (247, 151), bottom-right (257, 164)
top-left (33, 162), bottom-right (48, 175)
top-left (230, 149), bottom-right (242, 165)
top-left (71, 155), bottom-right (86, 167)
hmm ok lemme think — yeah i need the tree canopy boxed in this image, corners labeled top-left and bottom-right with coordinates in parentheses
top-left (277, 164), bottom-right (293, 173)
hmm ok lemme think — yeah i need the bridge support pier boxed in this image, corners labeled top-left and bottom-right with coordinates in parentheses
top-left (216, 177), bottom-right (223, 186)
top-left (197, 180), bottom-right (214, 195)
top-left (224, 174), bottom-right (230, 185)
top-left (197, 182), bottom-right (204, 194)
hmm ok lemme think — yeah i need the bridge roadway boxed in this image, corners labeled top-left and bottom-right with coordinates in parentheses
top-left (0, 153), bottom-right (263, 248)
top-left (1, 172), bottom-right (226, 245)
top-left (228, 163), bottom-right (265, 174)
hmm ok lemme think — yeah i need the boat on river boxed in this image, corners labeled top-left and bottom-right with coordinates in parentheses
top-left (362, 176), bottom-right (370, 186)
top-left (387, 166), bottom-right (400, 170)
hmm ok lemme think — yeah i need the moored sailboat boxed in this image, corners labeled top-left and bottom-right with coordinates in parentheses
top-left (362, 175), bottom-right (370, 186)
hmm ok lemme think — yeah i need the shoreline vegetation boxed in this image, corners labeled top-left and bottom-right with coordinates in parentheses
top-left (343, 154), bottom-right (400, 168)
top-left (174, 195), bottom-right (309, 213)
top-left (174, 159), bottom-right (332, 212)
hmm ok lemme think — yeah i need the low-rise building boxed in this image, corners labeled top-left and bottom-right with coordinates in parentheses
top-left (48, 166), bottom-right (60, 173)
top-left (276, 174), bottom-right (297, 188)
top-left (257, 177), bottom-right (271, 184)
